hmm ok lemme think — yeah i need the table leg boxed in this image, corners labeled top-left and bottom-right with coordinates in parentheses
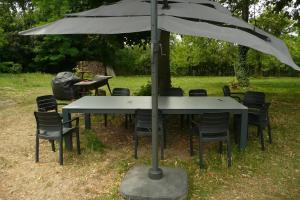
top-left (85, 113), bottom-right (91, 129)
top-left (62, 110), bottom-right (73, 151)
top-left (106, 81), bottom-right (112, 95)
top-left (239, 110), bottom-right (248, 150)
top-left (95, 87), bottom-right (99, 96)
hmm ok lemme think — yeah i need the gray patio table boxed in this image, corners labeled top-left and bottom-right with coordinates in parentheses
top-left (62, 96), bottom-right (248, 149)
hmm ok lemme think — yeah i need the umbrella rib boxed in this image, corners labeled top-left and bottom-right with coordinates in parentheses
top-left (143, 0), bottom-right (216, 9)
top-left (172, 16), bottom-right (270, 41)
top-left (65, 15), bottom-right (150, 18)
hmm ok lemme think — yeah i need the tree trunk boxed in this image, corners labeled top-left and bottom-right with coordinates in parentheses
top-left (255, 52), bottom-right (263, 77)
top-left (235, 46), bottom-right (249, 87)
top-left (236, 0), bottom-right (250, 87)
top-left (158, 30), bottom-right (171, 91)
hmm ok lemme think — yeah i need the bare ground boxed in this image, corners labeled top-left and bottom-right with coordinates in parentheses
top-left (1, 102), bottom-right (299, 199)
top-left (0, 104), bottom-right (125, 200)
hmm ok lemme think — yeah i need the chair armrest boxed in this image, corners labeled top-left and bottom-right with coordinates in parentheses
top-left (231, 92), bottom-right (245, 95)
top-left (135, 121), bottom-right (152, 130)
top-left (259, 102), bottom-right (271, 112)
top-left (264, 102), bottom-right (271, 108)
top-left (191, 120), bottom-right (201, 127)
top-left (57, 102), bottom-right (68, 106)
top-left (63, 117), bottom-right (79, 127)
top-left (231, 95), bottom-right (241, 102)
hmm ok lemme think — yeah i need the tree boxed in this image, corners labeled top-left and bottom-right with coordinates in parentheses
top-left (269, 0), bottom-right (300, 26)
top-left (218, 0), bottom-right (260, 87)
top-left (159, 0), bottom-right (258, 89)
top-left (158, 30), bottom-right (171, 90)
top-left (247, 10), bottom-right (299, 76)
top-left (219, 0), bottom-right (300, 85)
top-left (0, 0), bottom-right (36, 69)
top-left (170, 36), bottom-right (237, 76)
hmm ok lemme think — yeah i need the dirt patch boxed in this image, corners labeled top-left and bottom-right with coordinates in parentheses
top-left (0, 106), bottom-right (121, 200)
top-left (0, 99), bottom-right (17, 108)
top-left (0, 109), bottom-right (196, 199)
top-left (1, 101), bottom-right (299, 200)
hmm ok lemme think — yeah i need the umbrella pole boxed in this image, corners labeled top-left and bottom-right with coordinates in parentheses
top-left (148, 0), bottom-right (163, 180)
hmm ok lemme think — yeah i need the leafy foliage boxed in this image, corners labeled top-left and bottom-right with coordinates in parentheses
top-left (82, 129), bottom-right (105, 152)
top-left (171, 36), bottom-right (236, 76)
top-left (268, 0), bottom-right (300, 26)
top-left (134, 81), bottom-right (152, 96)
top-left (113, 44), bottom-right (151, 75)
top-left (0, 0), bottom-right (299, 79)
top-left (0, 62), bottom-right (22, 73)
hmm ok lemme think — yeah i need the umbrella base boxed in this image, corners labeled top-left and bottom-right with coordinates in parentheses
top-left (120, 165), bottom-right (188, 200)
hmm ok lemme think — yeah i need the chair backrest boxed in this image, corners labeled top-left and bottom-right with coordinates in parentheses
top-left (189, 89), bottom-right (207, 96)
top-left (160, 87), bottom-right (183, 96)
top-left (112, 88), bottom-right (130, 96)
top-left (222, 86), bottom-right (231, 96)
top-left (244, 91), bottom-right (265, 108)
top-left (36, 95), bottom-right (58, 112)
top-left (135, 110), bottom-right (163, 130)
top-left (199, 112), bottom-right (230, 133)
top-left (34, 111), bottom-right (62, 132)
top-left (135, 110), bottom-right (152, 130)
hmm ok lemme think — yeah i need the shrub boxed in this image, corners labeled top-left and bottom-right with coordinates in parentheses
top-left (113, 45), bottom-right (151, 75)
top-left (134, 81), bottom-right (152, 96)
top-left (0, 62), bottom-right (22, 73)
top-left (82, 130), bottom-right (105, 152)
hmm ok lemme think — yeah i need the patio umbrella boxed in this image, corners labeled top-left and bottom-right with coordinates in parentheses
top-left (20, 1), bottom-right (300, 197)
top-left (20, 0), bottom-right (300, 70)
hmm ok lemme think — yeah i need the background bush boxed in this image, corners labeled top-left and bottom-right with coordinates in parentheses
top-left (0, 62), bottom-right (22, 73)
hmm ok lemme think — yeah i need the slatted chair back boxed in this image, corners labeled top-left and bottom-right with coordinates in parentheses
top-left (135, 110), bottom-right (152, 131)
top-left (189, 89), bottom-right (207, 96)
top-left (134, 109), bottom-right (164, 159)
top-left (198, 112), bottom-right (230, 133)
top-left (160, 87), bottom-right (183, 96)
top-left (112, 88), bottom-right (130, 96)
top-left (244, 91), bottom-right (266, 109)
top-left (222, 86), bottom-right (231, 96)
top-left (191, 112), bottom-right (232, 168)
top-left (36, 95), bottom-right (58, 112)
top-left (34, 112), bottom-right (62, 132)
top-left (135, 110), bottom-right (164, 130)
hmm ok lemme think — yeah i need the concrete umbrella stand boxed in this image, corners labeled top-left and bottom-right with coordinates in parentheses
top-left (119, 0), bottom-right (188, 199)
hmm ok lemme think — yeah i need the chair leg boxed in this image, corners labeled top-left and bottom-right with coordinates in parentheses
top-left (160, 134), bottom-right (164, 160)
top-left (267, 116), bottom-right (272, 144)
top-left (69, 134), bottom-right (73, 151)
top-left (35, 135), bottom-right (39, 163)
top-left (218, 141), bottom-right (223, 154)
top-left (180, 115), bottom-right (184, 129)
top-left (163, 127), bottom-right (167, 149)
top-left (125, 115), bottom-right (128, 129)
top-left (227, 139), bottom-right (232, 167)
top-left (59, 139), bottom-right (63, 165)
top-left (189, 131), bottom-right (193, 156)
top-left (129, 114), bottom-right (132, 122)
top-left (134, 135), bottom-right (138, 159)
top-left (233, 115), bottom-right (240, 144)
top-left (76, 129), bottom-right (81, 155)
top-left (104, 114), bottom-right (107, 127)
top-left (258, 126), bottom-right (265, 151)
top-left (199, 138), bottom-right (204, 168)
top-left (51, 140), bottom-right (55, 152)
top-left (186, 115), bottom-right (190, 127)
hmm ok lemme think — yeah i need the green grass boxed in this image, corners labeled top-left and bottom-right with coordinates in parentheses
top-left (81, 129), bottom-right (106, 153)
top-left (1, 73), bottom-right (300, 199)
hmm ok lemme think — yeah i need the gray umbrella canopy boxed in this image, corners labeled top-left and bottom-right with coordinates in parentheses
top-left (20, 0), bottom-right (299, 70)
